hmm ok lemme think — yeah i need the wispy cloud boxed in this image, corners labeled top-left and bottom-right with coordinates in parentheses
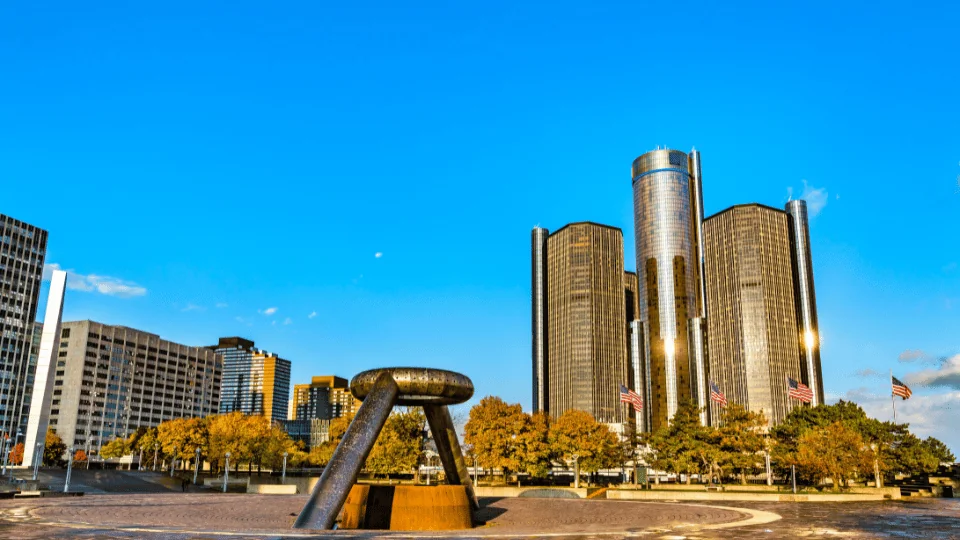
top-left (259, 307), bottom-right (278, 316)
top-left (375, 252), bottom-right (383, 258)
top-left (906, 355), bottom-right (960, 390)
top-left (283, 317), bottom-right (292, 325)
top-left (898, 349), bottom-right (938, 364)
top-left (855, 368), bottom-right (884, 379)
top-left (181, 303), bottom-right (205, 312)
top-left (786, 180), bottom-right (829, 217)
top-left (308, 311), bottom-right (317, 319)
top-left (43, 263), bottom-right (147, 298)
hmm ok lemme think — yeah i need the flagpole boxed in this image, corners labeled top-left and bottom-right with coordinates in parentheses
top-left (890, 369), bottom-right (897, 423)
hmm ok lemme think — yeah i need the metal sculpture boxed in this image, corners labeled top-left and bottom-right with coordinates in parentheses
top-left (294, 367), bottom-right (478, 530)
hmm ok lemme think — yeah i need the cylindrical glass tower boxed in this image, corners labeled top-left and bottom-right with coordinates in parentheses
top-left (632, 148), bottom-right (701, 430)
top-left (531, 226), bottom-right (549, 413)
top-left (785, 200), bottom-right (824, 406)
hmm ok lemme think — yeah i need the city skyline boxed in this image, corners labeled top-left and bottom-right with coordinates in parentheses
top-left (2, 2), bottom-right (958, 454)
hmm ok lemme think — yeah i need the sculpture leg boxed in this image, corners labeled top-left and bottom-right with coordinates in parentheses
top-left (424, 404), bottom-right (479, 510)
top-left (294, 372), bottom-right (399, 529)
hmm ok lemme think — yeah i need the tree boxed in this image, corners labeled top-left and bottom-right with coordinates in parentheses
top-left (921, 437), bottom-right (956, 466)
top-left (10, 442), bottom-right (24, 465)
top-left (366, 408), bottom-right (425, 479)
top-left (73, 449), bottom-right (88, 463)
top-left (207, 412), bottom-right (254, 471)
top-left (44, 429), bottom-right (67, 466)
top-left (715, 404), bottom-right (767, 484)
top-left (100, 437), bottom-right (132, 459)
top-left (516, 412), bottom-right (552, 479)
top-left (464, 397), bottom-right (528, 480)
top-left (308, 413), bottom-right (353, 467)
top-left (548, 409), bottom-right (619, 481)
top-left (795, 421), bottom-right (875, 491)
top-left (647, 401), bottom-right (718, 484)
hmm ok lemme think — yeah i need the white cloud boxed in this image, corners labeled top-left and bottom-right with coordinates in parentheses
top-left (283, 317), bottom-right (292, 325)
top-left (181, 303), bottom-right (204, 312)
top-left (375, 252), bottom-right (383, 258)
top-left (898, 349), bottom-right (938, 364)
top-left (308, 311), bottom-right (317, 319)
top-left (215, 302), bottom-right (229, 308)
top-left (786, 180), bottom-right (829, 217)
top-left (906, 355), bottom-right (960, 390)
top-left (43, 263), bottom-right (147, 298)
top-left (259, 307), bottom-right (278, 316)
top-left (854, 368), bottom-right (883, 379)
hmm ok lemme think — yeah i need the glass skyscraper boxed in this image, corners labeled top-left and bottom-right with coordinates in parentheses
top-left (210, 337), bottom-right (291, 423)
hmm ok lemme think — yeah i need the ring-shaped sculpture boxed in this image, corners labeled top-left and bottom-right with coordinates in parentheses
top-left (293, 367), bottom-right (479, 530)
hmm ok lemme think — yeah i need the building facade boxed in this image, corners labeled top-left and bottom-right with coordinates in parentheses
top-left (631, 148), bottom-right (708, 430)
top-left (785, 200), bottom-right (825, 406)
top-left (542, 222), bottom-right (632, 431)
top-left (531, 226), bottom-right (549, 414)
top-left (703, 204), bottom-right (806, 425)
top-left (0, 214), bottom-right (47, 439)
top-left (48, 321), bottom-right (222, 451)
top-left (281, 418), bottom-right (331, 450)
top-left (210, 337), bottom-right (291, 423)
top-left (291, 375), bottom-right (360, 420)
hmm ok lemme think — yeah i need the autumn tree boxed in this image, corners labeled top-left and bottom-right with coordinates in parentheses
top-left (73, 449), bottom-right (88, 463)
top-left (516, 412), bottom-right (552, 479)
top-left (549, 409), bottom-right (619, 484)
top-left (366, 408), bottom-right (425, 479)
top-left (464, 397), bottom-right (528, 481)
top-left (207, 412), bottom-right (254, 471)
top-left (10, 442), bottom-right (24, 465)
top-left (100, 436), bottom-right (133, 459)
top-left (44, 429), bottom-right (67, 466)
top-left (795, 421), bottom-right (875, 491)
top-left (715, 404), bottom-right (767, 484)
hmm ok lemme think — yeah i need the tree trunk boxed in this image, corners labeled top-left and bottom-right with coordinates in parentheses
top-left (740, 471), bottom-right (747, 485)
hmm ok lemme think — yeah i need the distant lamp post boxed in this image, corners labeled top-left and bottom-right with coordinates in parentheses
top-left (170, 446), bottom-right (177, 478)
top-left (32, 442), bottom-right (43, 481)
top-left (791, 464), bottom-right (797, 494)
top-left (764, 450), bottom-right (772, 486)
top-left (193, 448), bottom-right (201, 485)
top-left (281, 452), bottom-right (288, 484)
top-left (571, 454), bottom-right (581, 489)
top-left (1, 437), bottom-right (10, 476)
top-left (153, 443), bottom-right (159, 471)
top-left (473, 456), bottom-right (478, 487)
top-left (64, 447), bottom-right (76, 493)
top-left (223, 452), bottom-right (231, 493)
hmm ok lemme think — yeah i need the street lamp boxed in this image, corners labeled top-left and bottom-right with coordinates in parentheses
top-left (223, 452), bottom-right (231, 493)
top-left (473, 455), bottom-right (478, 487)
top-left (32, 442), bottom-right (43, 481)
top-left (153, 443), bottom-right (159, 471)
top-left (1, 437), bottom-right (10, 476)
top-left (764, 450), bottom-right (772, 486)
top-left (170, 446), bottom-right (177, 478)
top-left (193, 448), bottom-right (201, 485)
top-left (64, 446), bottom-right (75, 493)
top-left (281, 452), bottom-right (288, 484)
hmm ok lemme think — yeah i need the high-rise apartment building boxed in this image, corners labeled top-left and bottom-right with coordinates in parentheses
top-left (290, 375), bottom-right (360, 420)
top-left (0, 214), bottom-right (47, 438)
top-left (49, 321), bottom-right (222, 451)
top-left (703, 204), bottom-right (807, 425)
top-left (209, 337), bottom-right (291, 423)
top-left (631, 148), bottom-right (708, 430)
top-left (537, 222), bottom-right (632, 432)
top-left (785, 200), bottom-right (824, 405)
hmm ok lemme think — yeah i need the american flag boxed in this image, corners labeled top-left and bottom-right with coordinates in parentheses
top-left (710, 381), bottom-right (727, 406)
top-left (788, 377), bottom-right (813, 403)
top-left (619, 385), bottom-right (643, 412)
top-left (891, 376), bottom-right (912, 400)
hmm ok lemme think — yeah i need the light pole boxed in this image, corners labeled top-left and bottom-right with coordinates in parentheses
top-left (473, 456), bottom-right (478, 487)
top-left (170, 446), bottom-right (177, 478)
top-left (223, 452), bottom-right (231, 493)
top-left (193, 448), bottom-right (201, 485)
top-left (764, 450), bottom-right (772, 486)
top-left (791, 464), bottom-right (797, 494)
top-left (32, 443), bottom-right (43, 481)
top-left (153, 443), bottom-right (159, 471)
top-left (64, 447), bottom-right (75, 493)
top-left (138, 448), bottom-right (143, 471)
top-left (571, 454), bottom-right (580, 489)
top-left (281, 452), bottom-right (288, 484)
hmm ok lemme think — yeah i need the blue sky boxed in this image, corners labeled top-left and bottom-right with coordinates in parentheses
top-left (3, 2), bottom-right (958, 450)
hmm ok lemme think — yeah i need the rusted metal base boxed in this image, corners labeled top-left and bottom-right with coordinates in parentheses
top-left (340, 485), bottom-right (473, 530)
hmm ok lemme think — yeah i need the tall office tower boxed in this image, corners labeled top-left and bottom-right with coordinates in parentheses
top-left (531, 226), bottom-right (549, 413)
top-left (290, 375), bottom-right (361, 420)
top-left (703, 204), bottom-right (807, 425)
top-left (47, 321), bottom-right (222, 451)
top-left (0, 214), bottom-right (48, 439)
top-left (785, 200), bottom-right (824, 405)
top-left (544, 222), bottom-right (631, 433)
top-left (631, 148), bottom-right (707, 430)
top-left (624, 271), bottom-right (647, 431)
top-left (17, 322), bottom-right (43, 435)
top-left (210, 337), bottom-right (291, 423)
